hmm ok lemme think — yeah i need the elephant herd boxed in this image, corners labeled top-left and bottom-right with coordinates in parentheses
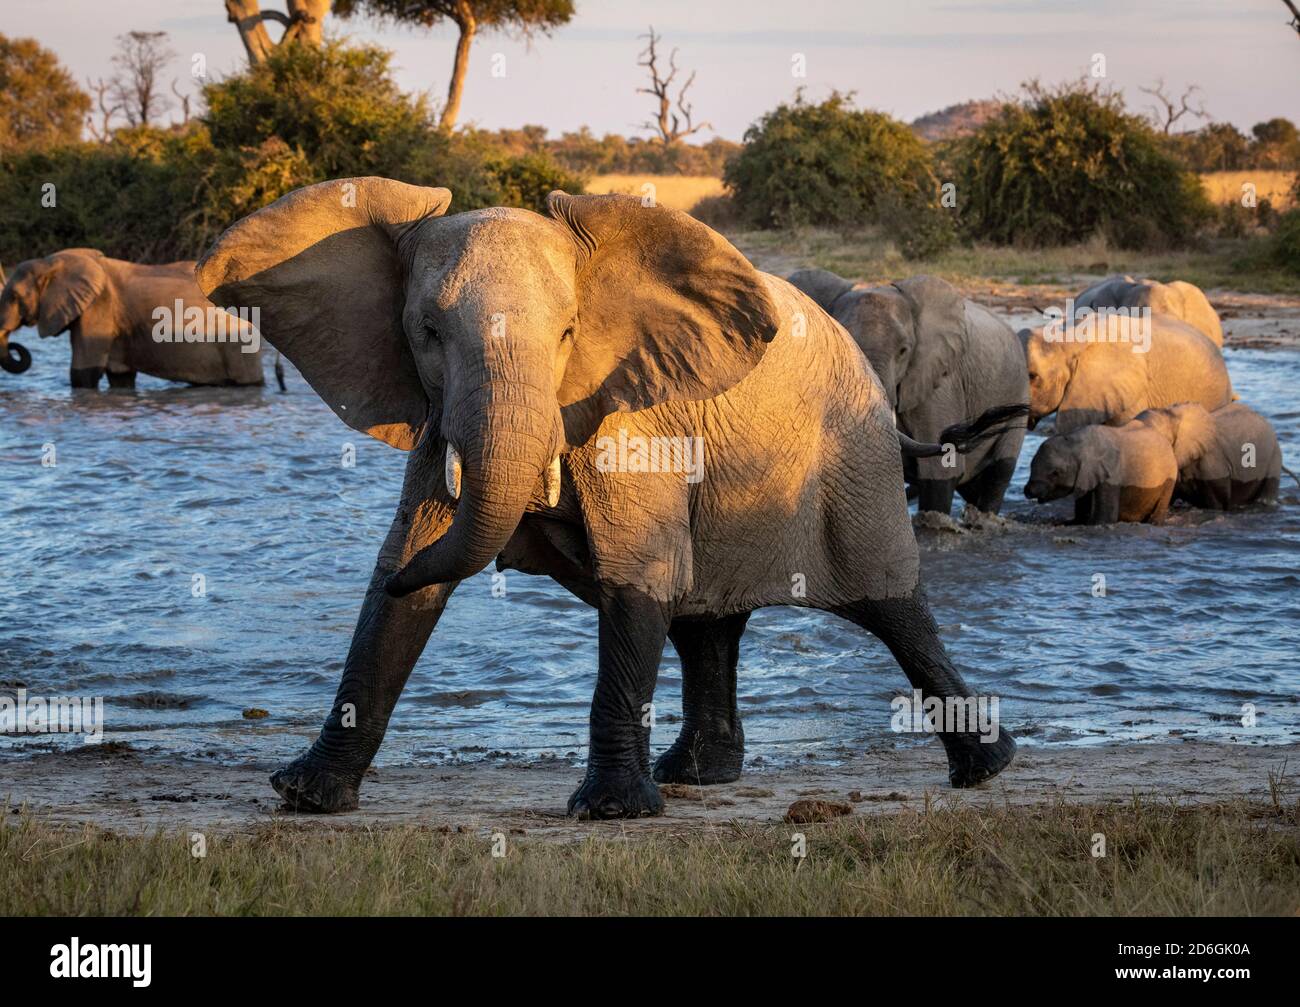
top-left (2, 177), bottom-right (1292, 817)
top-left (793, 269), bottom-right (1292, 526)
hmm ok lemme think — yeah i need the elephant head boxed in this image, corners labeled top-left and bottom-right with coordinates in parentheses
top-left (0, 250), bottom-right (110, 374)
top-left (1024, 428), bottom-right (1117, 503)
top-left (1021, 325), bottom-right (1075, 429)
top-left (197, 177), bottom-right (780, 595)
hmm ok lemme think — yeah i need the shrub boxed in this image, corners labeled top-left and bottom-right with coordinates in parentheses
top-left (1272, 209), bottom-right (1300, 274)
top-left (0, 39), bottom-right (581, 266)
top-left (725, 91), bottom-right (949, 248)
top-left (954, 79), bottom-right (1213, 249)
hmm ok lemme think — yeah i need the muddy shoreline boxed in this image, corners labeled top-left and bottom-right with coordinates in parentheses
top-left (4, 739), bottom-right (1294, 841)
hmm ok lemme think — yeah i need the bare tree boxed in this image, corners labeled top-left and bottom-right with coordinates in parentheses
top-left (170, 79), bottom-right (194, 124)
top-left (637, 26), bottom-right (710, 148)
top-left (84, 77), bottom-right (122, 141)
top-left (225, 0), bottom-right (330, 66)
top-left (1139, 79), bottom-right (1207, 134)
top-left (1284, 1), bottom-right (1300, 39)
top-left (109, 31), bottom-right (175, 127)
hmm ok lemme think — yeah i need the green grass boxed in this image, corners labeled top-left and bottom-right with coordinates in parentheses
top-left (4, 801), bottom-right (1298, 916)
top-left (727, 227), bottom-right (1300, 295)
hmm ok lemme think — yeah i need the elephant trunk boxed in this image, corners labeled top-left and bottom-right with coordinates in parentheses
top-left (385, 381), bottom-right (559, 596)
top-left (0, 330), bottom-right (31, 375)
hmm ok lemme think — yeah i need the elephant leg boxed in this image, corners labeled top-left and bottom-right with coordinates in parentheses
top-left (567, 587), bottom-right (669, 819)
top-left (653, 611), bottom-right (749, 785)
top-left (957, 456), bottom-right (1017, 515)
top-left (913, 477), bottom-right (956, 515)
top-left (272, 435), bottom-right (457, 813)
top-left (1074, 485), bottom-right (1120, 524)
top-left (69, 366), bottom-right (104, 389)
top-left (106, 370), bottom-right (137, 390)
top-left (833, 585), bottom-right (1015, 788)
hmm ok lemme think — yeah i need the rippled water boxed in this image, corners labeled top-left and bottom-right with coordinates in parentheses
top-left (2, 328), bottom-right (1298, 770)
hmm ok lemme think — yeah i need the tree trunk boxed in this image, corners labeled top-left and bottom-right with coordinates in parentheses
top-left (225, 0), bottom-right (276, 65)
top-left (225, 0), bottom-right (329, 67)
top-left (439, 4), bottom-right (477, 133)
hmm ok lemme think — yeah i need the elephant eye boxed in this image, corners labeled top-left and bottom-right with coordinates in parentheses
top-left (424, 322), bottom-right (442, 344)
top-left (561, 325), bottom-right (574, 344)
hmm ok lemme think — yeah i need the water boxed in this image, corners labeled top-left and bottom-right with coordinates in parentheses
top-left (2, 331), bottom-right (1298, 770)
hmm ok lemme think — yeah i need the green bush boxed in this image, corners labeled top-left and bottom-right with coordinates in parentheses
top-left (954, 79), bottom-right (1213, 249)
top-left (724, 91), bottom-right (951, 253)
top-left (1272, 210), bottom-right (1300, 274)
top-left (0, 39), bottom-right (581, 266)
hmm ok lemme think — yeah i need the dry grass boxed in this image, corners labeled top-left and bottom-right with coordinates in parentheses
top-left (1200, 171), bottom-right (1296, 210)
top-left (4, 801), bottom-right (1297, 916)
top-left (586, 174), bottom-right (726, 213)
top-left (727, 227), bottom-right (1300, 295)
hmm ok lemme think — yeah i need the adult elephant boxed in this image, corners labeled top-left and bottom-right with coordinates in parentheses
top-left (1073, 274), bottom-right (1223, 348)
top-left (197, 178), bottom-right (1019, 816)
top-left (788, 269), bottom-right (1028, 515)
top-left (1021, 314), bottom-right (1232, 435)
top-left (0, 249), bottom-right (278, 389)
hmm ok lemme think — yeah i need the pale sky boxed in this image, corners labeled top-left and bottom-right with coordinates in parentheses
top-left (8, 0), bottom-right (1300, 139)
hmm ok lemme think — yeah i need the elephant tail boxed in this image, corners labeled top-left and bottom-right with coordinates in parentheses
top-left (897, 403), bottom-right (1030, 458)
top-left (274, 350), bottom-right (286, 392)
top-left (1282, 463), bottom-right (1300, 490)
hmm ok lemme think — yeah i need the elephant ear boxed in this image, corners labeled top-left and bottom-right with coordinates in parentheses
top-left (1073, 428), bottom-right (1120, 493)
top-left (37, 252), bottom-right (108, 338)
top-left (546, 191), bottom-right (780, 447)
top-left (196, 177), bottom-right (452, 450)
top-left (893, 276), bottom-right (966, 407)
top-left (1166, 403), bottom-right (1218, 469)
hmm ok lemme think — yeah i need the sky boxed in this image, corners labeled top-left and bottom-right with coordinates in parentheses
top-left (7, 0), bottom-right (1300, 140)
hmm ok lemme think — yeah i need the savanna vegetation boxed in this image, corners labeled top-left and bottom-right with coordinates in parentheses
top-left (4, 801), bottom-right (1297, 915)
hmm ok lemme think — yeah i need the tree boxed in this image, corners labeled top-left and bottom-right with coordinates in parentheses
top-left (636, 26), bottom-right (710, 148)
top-left (333, 1), bottom-right (575, 132)
top-left (108, 31), bottom-right (176, 128)
top-left (225, 0), bottom-right (331, 66)
top-left (0, 34), bottom-right (91, 149)
top-left (1250, 117), bottom-right (1300, 168)
top-left (1282, 1), bottom-right (1300, 40)
top-left (1139, 79), bottom-right (1207, 134)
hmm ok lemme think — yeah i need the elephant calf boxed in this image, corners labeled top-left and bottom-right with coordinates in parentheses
top-left (788, 269), bottom-right (1028, 516)
top-left (1073, 274), bottom-right (1223, 348)
top-left (1137, 402), bottom-right (1288, 509)
top-left (1021, 314), bottom-right (1231, 434)
top-left (1024, 421), bottom-right (1178, 525)
top-left (0, 249), bottom-right (273, 389)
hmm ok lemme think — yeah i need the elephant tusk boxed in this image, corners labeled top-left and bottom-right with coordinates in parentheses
top-left (543, 455), bottom-right (562, 508)
top-left (445, 443), bottom-right (462, 500)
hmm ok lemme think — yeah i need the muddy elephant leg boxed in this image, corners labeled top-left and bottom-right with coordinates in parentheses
top-left (653, 611), bottom-right (749, 785)
top-left (1073, 484), bottom-right (1120, 525)
top-left (106, 370), bottom-right (137, 390)
top-left (567, 587), bottom-right (670, 819)
top-left (957, 456), bottom-right (1017, 515)
top-left (272, 434), bottom-right (457, 812)
top-left (913, 477), bottom-right (956, 515)
top-left (833, 585), bottom-right (1015, 788)
top-left (69, 366), bottom-right (104, 389)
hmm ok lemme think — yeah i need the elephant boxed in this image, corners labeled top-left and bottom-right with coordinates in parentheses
top-left (1023, 420), bottom-right (1178, 525)
top-left (1136, 402), bottom-right (1289, 509)
top-left (787, 269), bottom-right (1028, 515)
top-left (1020, 314), bottom-right (1232, 435)
top-left (1072, 274), bottom-right (1223, 348)
top-left (196, 177), bottom-right (1020, 816)
top-left (0, 248), bottom-right (281, 389)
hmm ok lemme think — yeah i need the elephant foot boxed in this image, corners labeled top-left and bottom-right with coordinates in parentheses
top-left (941, 729), bottom-right (1017, 788)
top-left (567, 768), bottom-right (664, 820)
top-left (270, 753), bottom-right (361, 813)
top-left (652, 731), bottom-right (744, 785)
